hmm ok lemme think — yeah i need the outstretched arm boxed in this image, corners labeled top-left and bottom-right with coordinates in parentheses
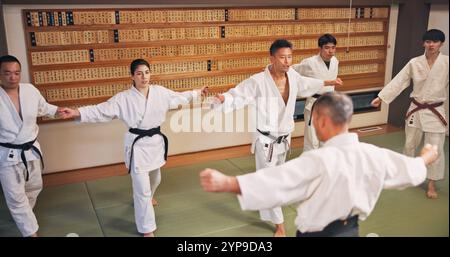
top-left (383, 144), bottom-right (438, 189)
top-left (58, 95), bottom-right (121, 123)
top-left (37, 91), bottom-right (58, 118)
top-left (378, 61), bottom-right (413, 104)
top-left (296, 76), bottom-right (342, 98)
top-left (167, 86), bottom-right (209, 108)
top-left (212, 78), bottom-right (257, 112)
top-left (58, 107), bottom-right (80, 119)
top-left (200, 154), bottom-right (322, 211)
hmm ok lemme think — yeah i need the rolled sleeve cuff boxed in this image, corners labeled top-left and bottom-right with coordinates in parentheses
top-left (411, 157), bottom-right (427, 186)
top-left (48, 104), bottom-right (58, 117)
top-left (192, 89), bottom-right (199, 100)
top-left (78, 107), bottom-right (88, 123)
top-left (378, 91), bottom-right (393, 105)
top-left (235, 175), bottom-right (256, 211)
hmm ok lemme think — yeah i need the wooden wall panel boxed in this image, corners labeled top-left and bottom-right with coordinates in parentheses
top-left (22, 6), bottom-right (390, 122)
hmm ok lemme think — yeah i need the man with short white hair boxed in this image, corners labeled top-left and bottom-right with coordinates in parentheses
top-left (201, 92), bottom-right (438, 237)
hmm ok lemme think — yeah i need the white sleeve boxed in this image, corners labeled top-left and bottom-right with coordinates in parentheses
top-left (78, 95), bottom-right (121, 123)
top-left (382, 148), bottom-right (427, 190)
top-left (166, 88), bottom-right (198, 109)
top-left (296, 75), bottom-right (324, 98)
top-left (219, 77), bottom-right (257, 113)
top-left (292, 60), bottom-right (313, 77)
top-left (236, 154), bottom-right (323, 211)
top-left (37, 92), bottom-right (58, 118)
top-left (378, 61), bottom-right (412, 104)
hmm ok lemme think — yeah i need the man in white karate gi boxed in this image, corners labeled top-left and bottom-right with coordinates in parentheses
top-left (213, 39), bottom-right (343, 236)
top-left (293, 33), bottom-right (342, 151)
top-left (201, 92), bottom-right (438, 237)
top-left (371, 29), bottom-right (448, 199)
top-left (0, 55), bottom-right (62, 237)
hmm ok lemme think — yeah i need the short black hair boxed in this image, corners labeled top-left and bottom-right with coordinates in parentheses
top-left (269, 39), bottom-right (293, 56)
top-left (318, 34), bottom-right (337, 48)
top-left (0, 55), bottom-right (21, 68)
top-left (130, 58), bottom-right (150, 75)
top-left (422, 29), bottom-right (445, 42)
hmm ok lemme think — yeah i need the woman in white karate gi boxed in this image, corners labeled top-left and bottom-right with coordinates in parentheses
top-left (0, 55), bottom-right (62, 237)
top-left (200, 92), bottom-right (438, 237)
top-left (60, 59), bottom-right (207, 236)
top-left (213, 39), bottom-right (342, 236)
top-left (292, 34), bottom-right (342, 151)
top-left (371, 29), bottom-right (448, 199)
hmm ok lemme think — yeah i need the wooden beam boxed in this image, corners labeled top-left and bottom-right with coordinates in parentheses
top-left (1, 0), bottom-right (395, 6)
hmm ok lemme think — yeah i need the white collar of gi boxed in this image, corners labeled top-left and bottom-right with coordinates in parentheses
top-left (323, 132), bottom-right (359, 147)
top-left (131, 84), bottom-right (151, 99)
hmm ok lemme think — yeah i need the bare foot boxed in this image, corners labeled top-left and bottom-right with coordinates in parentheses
top-left (152, 198), bottom-right (158, 206)
top-left (143, 232), bottom-right (155, 237)
top-left (426, 190), bottom-right (438, 199)
top-left (426, 180), bottom-right (438, 199)
top-left (274, 224), bottom-right (286, 237)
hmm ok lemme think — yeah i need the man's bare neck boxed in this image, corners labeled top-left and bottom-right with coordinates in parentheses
top-left (425, 51), bottom-right (440, 61)
top-left (269, 68), bottom-right (286, 80)
top-left (1, 84), bottom-right (19, 95)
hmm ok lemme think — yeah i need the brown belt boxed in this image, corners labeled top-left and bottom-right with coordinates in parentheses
top-left (406, 98), bottom-right (447, 126)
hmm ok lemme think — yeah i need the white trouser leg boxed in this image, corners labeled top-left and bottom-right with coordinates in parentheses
top-left (303, 107), bottom-right (320, 152)
top-left (149, 169), bottom-right (161, 197)
top-left (25, 161), bottom-right (43, 209)
top-left (255, 142), bottom-right (285, 225)
top-left (0, 160), bottom-right (42, 237)
top-left (403, 126), bottom-right (423, 157)
top-left (130, 168), bottom-right (161, 234)
top-left (424, 132), bottom-right (446, 181)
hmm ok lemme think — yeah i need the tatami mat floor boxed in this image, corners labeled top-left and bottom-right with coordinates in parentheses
top-left (0, 131), bottom-right (448, 237)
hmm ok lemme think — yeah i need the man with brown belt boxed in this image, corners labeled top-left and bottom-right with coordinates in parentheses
top-left (371, 29), bottom-right (448, 199)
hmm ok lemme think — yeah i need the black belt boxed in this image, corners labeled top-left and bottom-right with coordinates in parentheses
top-left (257, 129), bottom-right (290, 162)
top-left (0, 138), bottom-right (44, 181)
top-left (296, 215), bottom-right (359, 237)
top-left (128, 127), bottom-right (168, 173)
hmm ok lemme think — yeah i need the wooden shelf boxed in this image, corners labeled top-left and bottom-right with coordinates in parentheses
top-left (31, 55), bottom-right (386, 72)
top-left (23, 6), bottom-right (390, 124)
top-left (27, 31), bottom-right (387, 51)
top-left (25, 18), bottom-right (389, 32)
